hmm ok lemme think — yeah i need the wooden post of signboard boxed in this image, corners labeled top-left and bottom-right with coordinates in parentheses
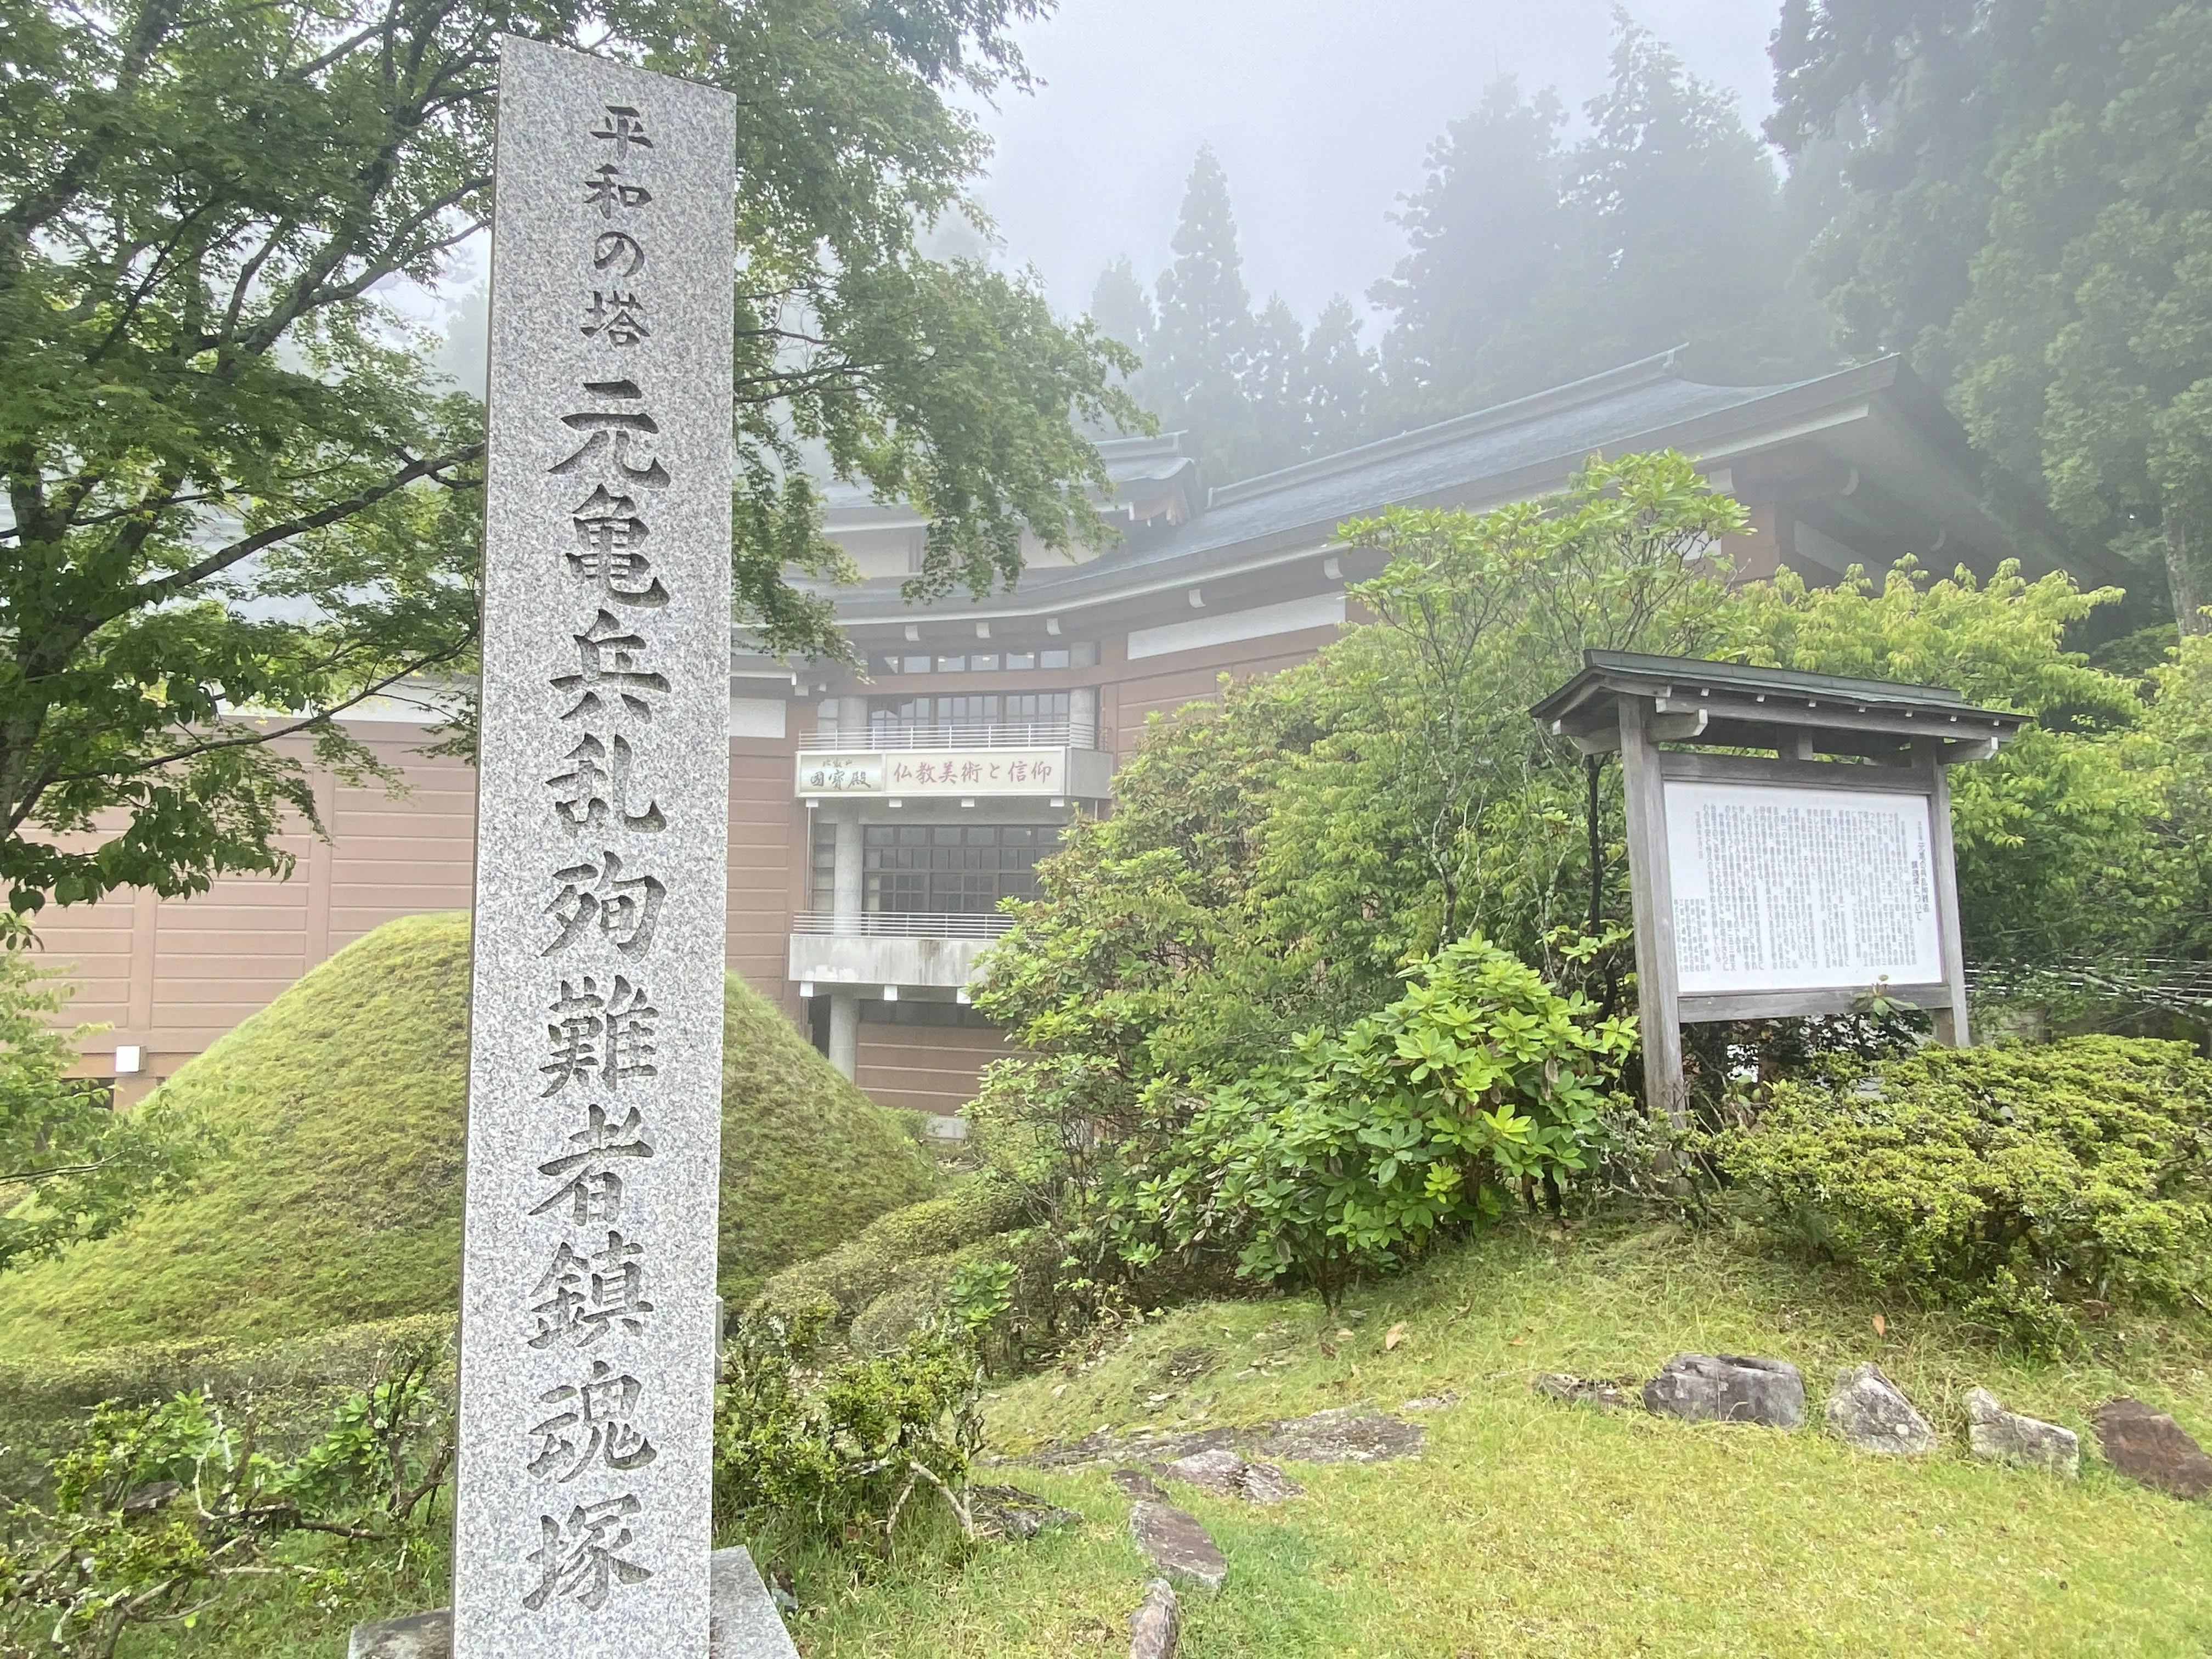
top-left (1616, 695), bottom-right (1685, 1125)
top-left (1920, 738), bottom-right (1971, 1047)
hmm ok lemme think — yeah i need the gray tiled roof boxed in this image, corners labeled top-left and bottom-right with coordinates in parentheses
top-left (1086, 355), bottom-right (1805, 579)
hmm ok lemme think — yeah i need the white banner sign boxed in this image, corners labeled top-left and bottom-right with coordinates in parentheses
top-left (1664, 780), bottom-right (1943, 996)
top-left (795, 748), bottom-right (1069, 797)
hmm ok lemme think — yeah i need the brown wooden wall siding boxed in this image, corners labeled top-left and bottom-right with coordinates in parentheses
top-left (1103, 623), bottom-right (1349, 752)
top-left (853, 1022), bottom-right (1012, 1116)
top-left (33, 610), bottom-right (1351, 1108)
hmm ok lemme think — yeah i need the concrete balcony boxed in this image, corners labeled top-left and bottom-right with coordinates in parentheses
top-left (794, 741), bottom-right (1112, 802)
top-left (787, 911), bottom-right (1012, 991)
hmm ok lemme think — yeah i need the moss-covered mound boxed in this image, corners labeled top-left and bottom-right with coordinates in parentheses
top-left (0, 912), bottom-right (940, 1355)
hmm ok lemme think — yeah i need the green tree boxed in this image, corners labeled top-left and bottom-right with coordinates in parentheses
top-left (0, 0), bottom-right (1138, 924)
top-left (1302, 295), bottom-right (1376, 456)
top-left (1370, 74), bottom-right (1575, 425)
top-left (1375, 19), bottom-right (1815, 425)
top-left (1946, 3), bottom-right (2212, 628)
top-left (0, 950), bottom-right (200, 1272)
top-left (1139, 144), bottom-right (1259, 478)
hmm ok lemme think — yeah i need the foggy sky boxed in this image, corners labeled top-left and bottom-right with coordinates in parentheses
top-left (966, 0), bottom-right (1784, 330)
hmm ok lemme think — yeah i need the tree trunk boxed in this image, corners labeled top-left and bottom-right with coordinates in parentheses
top-left (2164, 500), bottom-right (2208, 636)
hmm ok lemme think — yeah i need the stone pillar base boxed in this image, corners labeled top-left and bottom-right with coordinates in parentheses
top-left (347, 1546), bottom-right (796, 1658)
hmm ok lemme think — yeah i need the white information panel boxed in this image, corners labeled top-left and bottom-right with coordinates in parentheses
top-left (1664, 780), bottom-right (1943, 996)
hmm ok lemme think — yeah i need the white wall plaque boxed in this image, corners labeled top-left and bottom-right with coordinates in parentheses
top-left (1664, 780), bottom-right (1943, 996)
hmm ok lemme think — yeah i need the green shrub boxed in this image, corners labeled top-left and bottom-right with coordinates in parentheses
top-left (712, 1303), bottom-right (983, 1556)
top-left (0, 1347), bottom-right (449, 1659)
top-left (1116, 935), bottom-right (1636, 1307)
top-left (1718, 1036), bottom-right (2212, 1346)
top-left (753, 1178), bottom-right (1027, 1331)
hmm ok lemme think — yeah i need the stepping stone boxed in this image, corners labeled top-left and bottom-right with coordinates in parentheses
top-left (1643, 1353), bottom-right (1805, 1429)
top-left (1111, 1467), bottom-right (1169, 1500)
top-left (1533, 1373), bottom-right (1635, 1411)
top-left (967, 1484), bottom-right (1080, 1539)
top-left (1129, 1500), bottom-right (1228, 1594)
top-left (1160, 1446), bottom-right (1302, 1504)
top-left (1965, 1387), bottom-right (2079, 1477)
top-left (1824, 1363), bottom-right (1935, 1454)
top-left (1127, 1577), bottom-right (1180, 1659)
top-left (2094, 1396), bottom-right (2212, 1500)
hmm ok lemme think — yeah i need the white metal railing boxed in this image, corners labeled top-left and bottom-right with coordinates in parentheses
top-left (791, 911), bottom-right (1013, 939)
top-left (808, 720), bottom-right (1094, 751)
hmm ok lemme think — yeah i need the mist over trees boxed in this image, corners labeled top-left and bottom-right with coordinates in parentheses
top-left (1770, 0), bottom-right (2212, 630)
top-left (1095, 0), bottom-right (2212, 627)
top-left (1094, 14), bottom-right (1824, 481)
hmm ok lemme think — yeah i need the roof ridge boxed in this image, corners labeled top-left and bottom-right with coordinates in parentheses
top-left (1204, 347), bottom-right (1699, 510)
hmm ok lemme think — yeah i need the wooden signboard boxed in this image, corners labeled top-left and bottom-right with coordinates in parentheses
top-left (1531, 652), bottom-right (2025, 1120)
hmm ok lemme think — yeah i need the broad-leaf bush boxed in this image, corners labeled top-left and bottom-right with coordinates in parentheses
top-left (1717, 1036), bottom-right (2212, 1347)
top-left (1114, 938), bottom-right (1635, 1308)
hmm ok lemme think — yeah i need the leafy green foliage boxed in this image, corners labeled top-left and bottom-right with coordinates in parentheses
top-left (1718, 1037), bottom-right (2212, 1347)
top-left (0, 0), bottom-right (1138, 922)
top-left (1769, 0), bottom-right (2210, 620)
top-left (1723, 559), bottom-right (2169, 967)
top-left (713, 1303), bottom-right (984, 1556)
top-left (1114, 938), bottom-right (1635, 1310)
top-left (0, 949), bottom-right (202, 1274)
top-left (0, 1350), bottom-right (449, 1659)
top-left (1948, 2), bottom-right (2212, 625)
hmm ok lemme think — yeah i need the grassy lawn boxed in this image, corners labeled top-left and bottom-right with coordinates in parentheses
top-left (109, 1217), bottom-right (2212, 1658)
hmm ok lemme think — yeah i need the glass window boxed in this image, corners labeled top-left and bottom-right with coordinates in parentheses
top-left (934, 654), bottom-right (966, 673)
top-left (1005, 651), bottom-right (1036, 670)
top-left (970, 653), bottom-right (1000, 671)
top-left (808, 816), bottom-right (837, 913)
top-left (1072, 640), bottom-right (1099, 667)
top-left (862, 822), bottom-right (1062, 913)
top-left (878, 656), bottom-right (904, 675)
top-left (901, 654), bottom-right (930, 674)
top-left (1040, 648), bottom-right (1069, 668)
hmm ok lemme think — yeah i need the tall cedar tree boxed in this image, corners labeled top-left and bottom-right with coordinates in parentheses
top-left (1374, 18), bottom-right (1819, 426)
top-left (1097, 148), bottom-right (1373, 481)
top-left (1770, 0), bottom-right (2210, 625)
top-left (0, 0), bottom-right (1139, 924)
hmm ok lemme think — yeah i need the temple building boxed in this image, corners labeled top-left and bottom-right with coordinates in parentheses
top-left (36, 352), bottom-right (2109, 1125)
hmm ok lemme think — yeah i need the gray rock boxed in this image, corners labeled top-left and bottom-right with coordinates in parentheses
top-left (347, 1547), bottom-right (796, 1659)
top-left (348, 1609), bottom-right (451, 1659)
top-left (1965, 1388), bottom-right (2079, 1477)
top-left (2094, 1396), bottom-right (2212, 1500)
top-left (1533, 1373), bottom-right (1635, 1411)
top-left (1643, 1353), bottom-right (1805, 1429)
top-left (968, 1484), bottom-right (1080, 1540)
top-left (1243, 1407), bottom-right (1425, 1464)
top-left (1128, 1577), bottom-right (1180, 1659)
top-left (1160, 1446), bottom-right (1302, 1505)
top-left (1824, 1363), bottom-right (1935, 1454)
top-left (1128, 1500), bottom-right (1228, 1594)
top-left (1111, 1467), bottom-right (1169, 1500)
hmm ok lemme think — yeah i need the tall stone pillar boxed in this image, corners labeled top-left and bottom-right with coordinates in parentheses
top-left (831, 812), bottom-right (862, 930)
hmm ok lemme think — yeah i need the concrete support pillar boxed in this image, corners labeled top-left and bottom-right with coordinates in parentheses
top-left (832, 811), bottom-right (863, 932)
top-left (1070, 684), bottom-right (1098, 749)
top-left (827, 990), bottom-right (859, 1079)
